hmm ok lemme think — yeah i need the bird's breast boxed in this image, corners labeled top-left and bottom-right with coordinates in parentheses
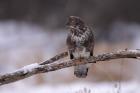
top-left (71, 30), bottom-right (90, 45)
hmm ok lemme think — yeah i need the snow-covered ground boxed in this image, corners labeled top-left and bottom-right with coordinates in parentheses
top-left (0, 81), bottom-right (139, 93)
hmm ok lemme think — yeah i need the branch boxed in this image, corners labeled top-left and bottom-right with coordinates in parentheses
top-left (0, 49), bottom-right (140, 86)
top-left (39, 51), bottom-right (68, 65)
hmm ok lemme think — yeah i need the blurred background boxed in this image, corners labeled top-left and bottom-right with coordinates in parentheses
top-left (0, 0), bottom-right (140, 93)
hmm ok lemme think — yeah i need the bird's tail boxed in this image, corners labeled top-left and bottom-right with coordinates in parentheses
top-left (74, 64), bottom-right (89, 78)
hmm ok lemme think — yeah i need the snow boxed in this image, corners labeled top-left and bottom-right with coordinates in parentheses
top-left (21, 63), bottom-right (39, 73)
top-left (0, 81), bottom-right (139, 93)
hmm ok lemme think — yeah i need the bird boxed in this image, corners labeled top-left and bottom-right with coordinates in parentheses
top-left (66, 16), bottom-right (95, 78)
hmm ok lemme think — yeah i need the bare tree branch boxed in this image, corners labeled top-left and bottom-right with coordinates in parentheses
top-left (0, 49), bottom-right (140, 86)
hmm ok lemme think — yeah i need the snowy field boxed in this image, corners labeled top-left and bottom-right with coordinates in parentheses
top-left (0, 81), bottom-right (139, 93)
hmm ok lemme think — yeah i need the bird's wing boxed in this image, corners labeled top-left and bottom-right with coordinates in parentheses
top-left (84, 27), bottom-right (95, 56)
top-left (66, 35), bottom-right (75, 50)
top-left (66, 35), bottom-right (76, 59)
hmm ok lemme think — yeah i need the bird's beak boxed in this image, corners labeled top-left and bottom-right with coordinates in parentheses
top-left (69, 26), bottom-right (75, 29)
top-left (66, 25), bottom-right (75, 29)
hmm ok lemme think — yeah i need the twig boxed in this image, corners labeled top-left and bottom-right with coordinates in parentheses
top-left (0, 49), bottom-right (140, 86)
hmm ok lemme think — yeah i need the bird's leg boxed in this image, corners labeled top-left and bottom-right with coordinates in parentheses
top-left (70, 53), bottom-right (74, 59)
top-left (90, 51), bottom-right (93, 56)
top-left (69, 49), bottom-right (74, 59)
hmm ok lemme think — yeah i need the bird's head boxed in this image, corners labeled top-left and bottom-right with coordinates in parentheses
top-left (66, 16), bottom-right (85, 32)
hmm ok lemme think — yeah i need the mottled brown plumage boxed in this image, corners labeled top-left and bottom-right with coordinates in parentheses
top-left (66, 16), bottom-right (95, 78)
